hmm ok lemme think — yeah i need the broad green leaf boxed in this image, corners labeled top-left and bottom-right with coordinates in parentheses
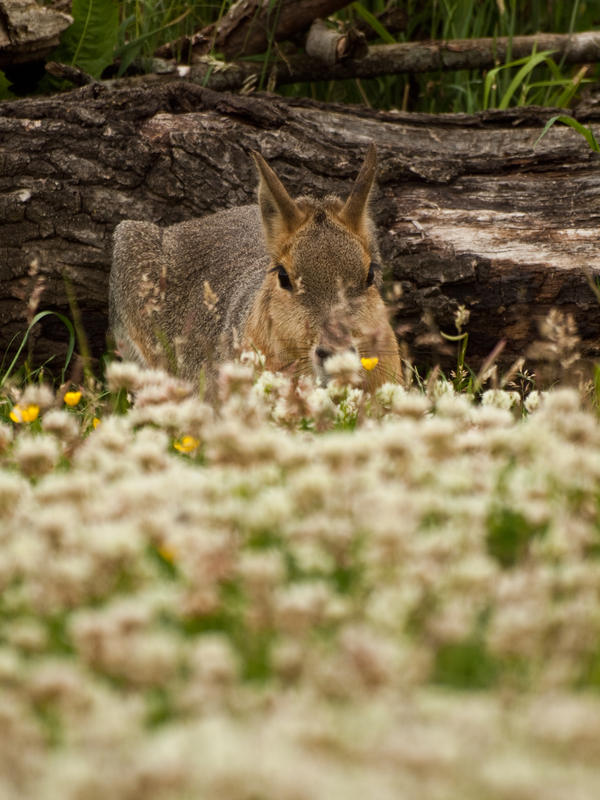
top-left (55, 0), bottom-right (119, 79)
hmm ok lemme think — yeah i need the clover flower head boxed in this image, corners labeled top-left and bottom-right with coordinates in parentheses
top-left (14, 433), bottom-right (59, 478)
top-left (43, 409), bottom-right (79, 442)
top-left (324, 350), bottom-right (361, 379)
top-left (105, 360), bottom-right (145, 393)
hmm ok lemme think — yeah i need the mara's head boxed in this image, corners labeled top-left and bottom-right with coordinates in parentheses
top-left (246, 144), bottom-right (401, 390)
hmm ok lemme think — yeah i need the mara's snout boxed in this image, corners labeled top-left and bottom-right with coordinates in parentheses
top-left (109, 143), bottom-right (401, 392)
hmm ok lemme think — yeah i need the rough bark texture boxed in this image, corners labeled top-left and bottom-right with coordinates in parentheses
top-left (0, 0), bottom-right (72, 67)
top-left (1, 79), bottom-right (600, 375)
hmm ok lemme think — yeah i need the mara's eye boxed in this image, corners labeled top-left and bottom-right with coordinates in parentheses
top-left (276, 265), bottom-right (293, 291)
top-left (366, 262), bottom-right (378, 287)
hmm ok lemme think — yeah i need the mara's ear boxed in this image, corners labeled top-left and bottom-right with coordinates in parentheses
top-left (339, 143), bottom-right (377, 234)
top-left (251, 151), bottom-right (304, 253)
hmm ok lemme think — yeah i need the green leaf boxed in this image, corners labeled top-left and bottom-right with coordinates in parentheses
top-left (352, 2), bottom-right (395, 44)
top-left (486, 507), bottom-right (547, 568)
top-left (434, 638), bottom-right (498, 688)
top-left (0, 311), bottom-right (75, 388)
top-left (0, 69), bottom-right (14, 100)
top-left (483, 49), bottom-right (555, 110)
top-left (498, 50), bottom-right (556, 109)
top-left (54, 0), bottom-right (119, 79)
top-left (534, 114), bottom-right (600, 152)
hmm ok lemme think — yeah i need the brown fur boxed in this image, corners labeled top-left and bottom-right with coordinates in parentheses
top-left (109, 145), bottom-right (401, 391)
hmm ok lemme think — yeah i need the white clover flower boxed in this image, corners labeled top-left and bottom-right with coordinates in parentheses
top-left (13, 433), bottom-right (60, 478)
top-left (470, 404), bottom-right (514, 429)
top-left (375, 381), bottom-right (406, 409)
top-left (541, 387), bottom-right (582, 415)
top-left (271, 638), bottom-right (305, 681)
top-left (239, 349), bottom-right (265, 368)
top-left (20, 383), bottom-right (54, 410)
top-left (237, 550), bottom-right (286, 591)
top-left (189, 635), bottom-right (238, 686)
top-left (481, 388), bottom-right (520, 410)
top-left (524, 390), bottom-right (542, 413)
top-left (251, 370), bottom-right (288, 398)
top-left (339, 625), bottom-right (398, 687)
top-left (0, 422), bottom-right (13, 452)
top-left (274, 581), bottom-right (332, 634)
top-left (385, 392), bottom-right (431, 418)
top-left (105, 360), bottom-right (145, 393)
top-left (305, 386), bottom-right (335, 419)
top-left (429, 379), bottom-right (455, 400)
top-left (42, 408), bottom-right (79, 443)
top-left (244, 486), bottom-right (290, 532)
top-left (434, 391), bottom-right (473, 418)
top-left (0, 470), bottom-right (30, 517)
top-left (334, 386), bottom-right (364, 424)
top-left (323, 350), bottom-right (361, 378)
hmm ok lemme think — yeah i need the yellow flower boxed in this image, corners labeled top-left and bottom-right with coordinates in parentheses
top-left (174, 435), bottom-right (200, 454)
top-left (360, 356), bottom-right (379, 371)
top-left (92, 417), bottom-right (101, 429)
top-left (9, 404), bottom-right (40, 423)
top-left (158, 543), bottom-right (176, 563)
top-left (64, 391), bottom-right (82, 407)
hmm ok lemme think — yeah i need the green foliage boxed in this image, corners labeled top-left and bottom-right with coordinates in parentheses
top-left (0, 70), bottom-right (14, 100)
top-left (483, 50), bottom-right (556, 110)
top-left (534, 114), bottom-right (600, 153)
top-left (7, 0), bottom-right (600, 112)
top-left (433, 638), bottom-right (498, 689)
top-left (54, 0), bottom-right (120, 78)
top-left (486, 507), bottom-right (547, 568)
top-left (0, 311), bottom-right (75, 389)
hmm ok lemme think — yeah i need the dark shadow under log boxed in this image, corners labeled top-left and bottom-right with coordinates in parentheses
top-left (1, 79), bottom-right (600, 379)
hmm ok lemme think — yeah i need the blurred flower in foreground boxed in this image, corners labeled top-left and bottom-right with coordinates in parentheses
top-left (10, 404), bottom-right (39, 423)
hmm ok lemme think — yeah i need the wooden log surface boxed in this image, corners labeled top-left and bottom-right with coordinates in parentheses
top-left (0, 0), bottom-right (72, 67)
top-left (1, 79), bottom-right (600, 376)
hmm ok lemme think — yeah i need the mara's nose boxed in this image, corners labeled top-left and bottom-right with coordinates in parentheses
top-left (314, 344), bottom-right (357, 365)
top-left (314, 345), bottom-right (333, 364)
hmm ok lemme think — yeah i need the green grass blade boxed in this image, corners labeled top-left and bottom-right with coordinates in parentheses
top-left (534, 114), bottom-right (600, 152)
top-left (352, 2), bottom-right (395, 44)
top-left (0, 311), bottom-right (75, 388)
top-left (498, 50), bottom-right (556, 109)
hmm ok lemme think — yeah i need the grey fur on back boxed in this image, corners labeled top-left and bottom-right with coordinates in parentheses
top-left (109, 205), bottom-right (269, 380)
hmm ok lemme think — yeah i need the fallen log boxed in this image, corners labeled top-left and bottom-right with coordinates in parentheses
top-left (1, 80), bottom-right (599, 378)
top-left (0, 0), bottom-right (72, 67)
top-left (152, 30), bottom-right (600, 94)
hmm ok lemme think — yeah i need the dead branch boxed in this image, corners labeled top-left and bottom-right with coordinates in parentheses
top-left (156, 0), bottom-right (353, 61)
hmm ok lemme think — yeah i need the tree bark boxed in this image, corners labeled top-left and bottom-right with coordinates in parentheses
top-left (1, 79), bottom-right (600, 377)
top-left (0, 0), bottom-right (72, 67)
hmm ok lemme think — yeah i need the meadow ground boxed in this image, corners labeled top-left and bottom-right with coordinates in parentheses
top-left (1, 352), bottom-right (600, 798)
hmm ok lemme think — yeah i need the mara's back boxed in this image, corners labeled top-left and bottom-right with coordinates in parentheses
top-left (110, 204), bottom-right (268, 380)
